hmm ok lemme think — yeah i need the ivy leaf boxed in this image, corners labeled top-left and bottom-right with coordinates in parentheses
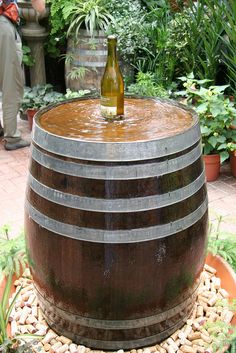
top-left (208, 135), bottom-right (218, 148)
top-left (201, 126), bottom-right (211, 135)
top-left (217, 143), bottom-right (227, 150)
top-left (210, 104), bottom-right (224, 117)
top-left (196, 102), bottom-right (208, 114)
top-left (217, 135), bottom-right (226, 143)
top-left (220, 151), bottom-right (229, 163)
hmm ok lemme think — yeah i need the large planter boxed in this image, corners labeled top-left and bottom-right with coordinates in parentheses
top-left (203, 154), bottom-right (220, 182)
top-left (65, 30), bottom-right (107, 91)
top-left (65, 30), bottom-right (134, 92)
top-left (230, 150), bottom-right (236, 178)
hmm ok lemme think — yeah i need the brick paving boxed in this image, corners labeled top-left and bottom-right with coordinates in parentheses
top-left (0, 100), bottom-right (235, 238)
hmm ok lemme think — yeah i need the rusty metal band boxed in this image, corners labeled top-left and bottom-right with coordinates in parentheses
top-left (25, 197), bottom-right (208, 243)
top-left (44, 318), bottom-right (190, 349)
top-left (31, 142), bottom-right (202, 180)
top-left (76, 49), bottom-right (107, 56)
top-left (28, 171), bottom-right (205, 212)
top-left (33, 107), bottom-right (200, 161)
top-left (73, 60), bottom-right (106, 67)
top-left (35, 282), bottom-right (199, 330)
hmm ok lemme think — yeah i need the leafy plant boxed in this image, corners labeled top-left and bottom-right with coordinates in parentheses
top-left (64, 88), bottom-right (90, 99)
top-left (220, 0), bottom-right (236, 95)
top-left (66, 67), bottom-right (89, 81)
top-left (0, 272), bottom-right (42, 352)
top-left (0, 226), bottom-right (27, 279)
top-left (128, 72), bottom-right (168, 98)
top-left (45, 0), bottom-right (75, 57)
top-left (141, 2), bottom-right (176, 87)
top-left (106, 0), bottom-right (151, 66)
top-left (205, 320), bottom-right (236, 353)
top-left (65, 0), bottom-right (114, 38)
top-left (0, 273), bottom-right (20, 346)
top-left (164, 0), bottom-right (229, 85)
top-left (21, 84), bottom-right (64, 111)
top-left (176, 73), bottom-right (236, 162)
top-left (22, 46), bottom-right (35, 67)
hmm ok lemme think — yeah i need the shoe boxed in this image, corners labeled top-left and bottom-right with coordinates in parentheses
top-left (0, 127), bottom-right (4, 137)
top-left (4, 138), bottom-right (30, 151)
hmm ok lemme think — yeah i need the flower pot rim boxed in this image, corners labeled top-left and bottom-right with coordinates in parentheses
top-left (203, 153), bottom-right (220, 160)
top-left (206, 253), bottom-right (236, 325)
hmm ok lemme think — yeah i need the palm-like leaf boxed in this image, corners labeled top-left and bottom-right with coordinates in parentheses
top-left (66, 0), bottom-right (114, 38)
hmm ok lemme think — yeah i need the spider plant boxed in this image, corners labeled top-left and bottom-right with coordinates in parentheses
top-left (64, 0), bottom-right (114, 38)
top-left (0, 272), bottom-right (42, 352)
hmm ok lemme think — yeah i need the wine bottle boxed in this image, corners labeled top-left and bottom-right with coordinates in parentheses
top-left (100, 35), bottom-right (124, 119)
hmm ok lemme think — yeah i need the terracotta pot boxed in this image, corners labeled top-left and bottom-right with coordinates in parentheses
top-left (206, 253), bottom-right (236, 325)
top-left (27, 109), bottom-right (38, 131)
top-left (230, 150), bottom-right (236, 178)
top-left (203, 154), bottom-right (220, 182)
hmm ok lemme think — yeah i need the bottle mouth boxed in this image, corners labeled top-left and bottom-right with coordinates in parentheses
top-left (107, 35), bottom-right (117, 40)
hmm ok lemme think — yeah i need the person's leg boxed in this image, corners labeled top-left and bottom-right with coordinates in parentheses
top-left (0, 17), bottom-right (29, 149)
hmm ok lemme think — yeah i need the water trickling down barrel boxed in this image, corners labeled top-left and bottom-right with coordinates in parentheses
top-left (25, 97), bottom-right (208, 350)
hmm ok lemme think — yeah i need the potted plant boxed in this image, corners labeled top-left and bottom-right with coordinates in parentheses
top-left (227, 142), bottom-right (236, 178)
top-left (21, 84), bottom-right (64, 130)
top-left (176, 73), bottom-right (236, 181)
top-left (62, 0), bottom-right (114, 91)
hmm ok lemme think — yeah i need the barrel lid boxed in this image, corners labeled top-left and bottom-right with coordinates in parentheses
top-left (33, 97), bottom-right (200, 162)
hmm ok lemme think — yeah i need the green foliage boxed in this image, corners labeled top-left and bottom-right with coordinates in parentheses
top-left (64, 88), bottom-right (90, 99)
top-left (0, 272), bottom-right (42, 352)
top-left (220, 0), bottom-right (236, 95)
top-left (138, 2), bottom-right (176, 87)
top-left (165, 0), bottom-right (225, 83)
top-left (45, 0), bottom-right (78, 57)
top-left (21, 84), bottom-right (63, 111)
top-left (208, 216), bottom-right (236, 273)
top-left (45, 0), bottom-right (236, 93)
top-left (0, 227), bottom-right (27, 279)
top-left (66, 0), bottom-right (114, 38)
top-left (128, 72), bottom-right (168, 98)
top-left (106, 0), bottom-right (151, 66)
top-left (0, 272), bottom-right (20, 345)
top-left (22, 46), bottom-right (35, 67)
top-left (176, 73), bottom-right (236, 162)
top-left (21, 84), bottom-right (91, 112)
top-left (205, 320), bottom-right (236, 353)
top-left (66, 67), bottom-right (89, 81)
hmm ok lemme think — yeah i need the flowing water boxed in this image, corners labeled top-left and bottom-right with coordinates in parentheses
top-left (39, 98), bottom-right (194, 141)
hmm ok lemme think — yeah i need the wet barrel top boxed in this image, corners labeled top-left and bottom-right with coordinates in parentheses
top-left (33, 97), bottom-right (199, 161)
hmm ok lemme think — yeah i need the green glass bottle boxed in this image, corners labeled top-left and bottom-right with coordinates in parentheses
top-left (100, 35), bottom-right (124, 119)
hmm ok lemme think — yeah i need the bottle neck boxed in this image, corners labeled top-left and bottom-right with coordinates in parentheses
top-left (107, 39), bottom-right (117, 64)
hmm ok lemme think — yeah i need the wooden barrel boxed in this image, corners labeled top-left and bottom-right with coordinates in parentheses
top-left (25, 97), bottom-right (208, 350)
top-left (65, 30), bottom-right (107, 91)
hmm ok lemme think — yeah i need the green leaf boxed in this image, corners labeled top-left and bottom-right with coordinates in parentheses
top-left (217, 135), bottom-right (226, 143)
top-left (1, 272), bottom-right (12, 315)
top-left (217, 143), bottom-right (227, 150)
top-left (196, 102), bottom-right (208, 114)
top-left (0, 303), bottom-right (7, 341)
top-left (6, 285), bottom-right (22, 324)
top-left (220, 150), bottom-right (229, 163)
top-left (200, 125), bottom-right (211, 135)
top-left (208, 135), bottom-right (218, 148)
top-left (211, 85), bottom-right (229, 94)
